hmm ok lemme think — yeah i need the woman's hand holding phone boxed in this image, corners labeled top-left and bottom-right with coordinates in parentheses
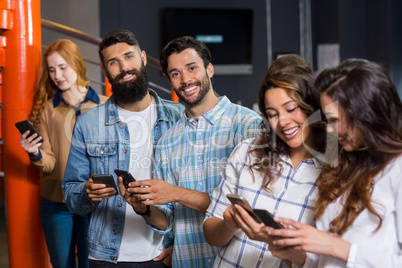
top-left (226, 194), bottom-right (285, 242)
top-left (16, 120), bottom-right (44, 157)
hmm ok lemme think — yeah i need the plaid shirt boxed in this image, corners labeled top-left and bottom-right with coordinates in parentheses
top-left (206, 138), bottom-right (321, 268)
top-left (154, 96), bottom-right (261, 268)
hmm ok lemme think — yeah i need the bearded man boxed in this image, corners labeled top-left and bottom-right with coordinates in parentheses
top-left (62, 29), bottom-right (183, 268)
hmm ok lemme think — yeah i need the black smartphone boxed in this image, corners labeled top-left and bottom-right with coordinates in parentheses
top-left (253, 209), bottom-right (283, 229)
top-left (114, 169), bottom-right (136, 188)
top-left (226, 194), bottom-right (261, 223)
top-left (15, 120), bottom-right (44, 143)
top-left (92, 174), bottom-right (118, 193)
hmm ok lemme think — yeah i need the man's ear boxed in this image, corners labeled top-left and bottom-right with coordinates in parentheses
top-left (207, 63), bottom-right (214, 79)
top-left (101, 65), bottom-right (107, 77)
top-left (141, 50), bottom-right (147, 66)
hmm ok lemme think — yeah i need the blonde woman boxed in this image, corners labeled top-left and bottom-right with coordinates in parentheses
top-left (19, 39), bottom-right (108, 268)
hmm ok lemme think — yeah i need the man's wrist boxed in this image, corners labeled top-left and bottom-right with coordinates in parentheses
top-left (133, 205), bottom-right (151, 217)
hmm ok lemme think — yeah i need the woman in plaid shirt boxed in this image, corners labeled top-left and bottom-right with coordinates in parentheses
top-left (204, 54), bottom-right (326, 268)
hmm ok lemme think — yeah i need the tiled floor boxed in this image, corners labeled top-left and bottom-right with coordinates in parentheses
top-left (0, 202), bottom-right (10, 267)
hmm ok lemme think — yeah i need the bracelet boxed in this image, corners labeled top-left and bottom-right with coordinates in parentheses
top-left (134, 205), bottom-right (151, 217)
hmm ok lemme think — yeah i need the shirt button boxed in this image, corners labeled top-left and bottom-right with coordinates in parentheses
top-left (198, 182), bottom-right (202, 186)
top-left (110, 256), bottom-right (115, 260)
top-left (118, 202), bottom-right (122, 207)
top-left (123, 149), bottom-right (127, 154)
top-left (100, 149), bottom-right (104, 155)
top-left (119, 124), bottom-right (124, 129)
top-left (208, 259), bottom-right (212, 263)
top-left (114, 229), bottom-right (118, 234)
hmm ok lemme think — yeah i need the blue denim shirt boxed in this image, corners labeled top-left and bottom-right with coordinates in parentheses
top-left (62, 90), bottom-right (183, 263)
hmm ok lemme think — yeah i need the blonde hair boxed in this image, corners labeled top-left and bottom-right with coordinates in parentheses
top-left (29, 39), bottom-right (89, 128)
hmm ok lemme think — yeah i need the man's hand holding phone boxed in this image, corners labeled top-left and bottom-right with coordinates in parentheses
top-left (114, 170), bottom-right (150, 215)
top-left (86, 174), bottom-right (118, 202)
top-left (114, 169), bottom-right (136, 188)
top-left (125, 179), bottom-right (176, 206)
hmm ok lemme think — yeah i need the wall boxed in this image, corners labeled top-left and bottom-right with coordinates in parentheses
top-left (99, 0), bottom-right (303, 109)
top-left (40, 0), bottom-right (103, 93)
top-left (312, 0), bottom-right (402, 98)
top-left (40, 0), bottom-right (402, 102)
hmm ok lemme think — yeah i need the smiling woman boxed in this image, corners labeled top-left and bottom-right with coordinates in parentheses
top-left (203, 54), bottom-right (326, 268)
top-left (264, 87), bottom-right (313, 166)
top-left (264, 59), bottom-right (402, 268)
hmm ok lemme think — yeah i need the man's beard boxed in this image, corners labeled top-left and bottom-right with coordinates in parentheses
top-left (108, 64), bottom-right (149, 104)
top-left (173, 74), bottom-right (211, 107)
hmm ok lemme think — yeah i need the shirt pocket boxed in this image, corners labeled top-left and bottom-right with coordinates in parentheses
top-left (86, 142), bottom-right (118, 174)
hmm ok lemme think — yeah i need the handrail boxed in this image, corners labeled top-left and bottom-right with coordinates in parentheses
top-left (41, 18), bottom-right (162, 71)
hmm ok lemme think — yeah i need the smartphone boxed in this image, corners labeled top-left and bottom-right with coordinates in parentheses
top-left (92, 174), bottom-right (118, 193)
top-left (253, 209), bottom-right (283, 229)
top-left (15, 120), bottom-right (44, 143)
top-left (114, 169), bottom-right (136, 188)
top-left (226, 194), bottom-right (261, 223)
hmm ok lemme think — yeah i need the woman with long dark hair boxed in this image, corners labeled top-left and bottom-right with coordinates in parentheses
top-left (266, 59), bottom-right (402, 267)
top-left (203, 54), bottom-right (326, 267)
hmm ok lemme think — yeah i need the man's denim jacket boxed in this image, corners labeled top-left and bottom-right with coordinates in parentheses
top-left (62, 90), bottom-right (183, 263)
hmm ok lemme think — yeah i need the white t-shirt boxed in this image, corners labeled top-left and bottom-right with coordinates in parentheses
top-left (117, 97), bottom-right (164, 262)
top-left (315, 155), bottom-right (402, 268)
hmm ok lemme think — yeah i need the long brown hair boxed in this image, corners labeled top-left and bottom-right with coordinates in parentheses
top-left (29, 39), bottom-right (89, 128)
top-left (251, 54), bottom-right (325, 190)
top-left (314, 59), bottom-right (402, 235)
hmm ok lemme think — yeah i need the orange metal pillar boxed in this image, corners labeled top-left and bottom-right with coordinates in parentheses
top-left (2, 0), bottom-right (50, 267)
top-left (105, 76), bottom-right (112, 97)
top-left (171, 90), bottom-right (178, 102)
